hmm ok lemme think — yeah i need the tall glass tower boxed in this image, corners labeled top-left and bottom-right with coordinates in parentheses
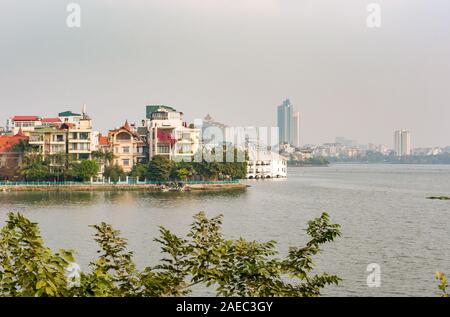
top-left (277, 99), bottom-right (300, 147)
top-left (277, 99), bottom-right (293, 145)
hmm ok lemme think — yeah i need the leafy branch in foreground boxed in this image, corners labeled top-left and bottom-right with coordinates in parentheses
top-left (0, 212), bottom-right (341, 297)
top-left (436, 272), bottom-right (449, 297)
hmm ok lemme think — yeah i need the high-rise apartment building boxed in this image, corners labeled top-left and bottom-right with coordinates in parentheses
top-left (292, 112), bottom-right (300, 148)
top-left (277, 99), bottom-right (300, 148)
top-left (394, 129), bottom-right (411, 156)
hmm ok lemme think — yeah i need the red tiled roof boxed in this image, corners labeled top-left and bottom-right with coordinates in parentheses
top-left (0, 134), bottom-right (28, 153)
top-left (109, 120), bottom-right (139, 138)
top-left (42, 117), bottom-right (62, 123)
top-left (12, 116), bottom-right (39, 121)
top-left (99, 136), bottom-right (109, 146)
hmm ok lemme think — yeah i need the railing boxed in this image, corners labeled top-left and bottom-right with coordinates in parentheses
top-left (0, 179), bottom-right (240, 186)
top-left (0, 181), bottom-right (93, 186)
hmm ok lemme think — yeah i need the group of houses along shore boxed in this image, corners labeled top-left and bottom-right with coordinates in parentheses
top-left (0, 105), bottom-right (287, 180)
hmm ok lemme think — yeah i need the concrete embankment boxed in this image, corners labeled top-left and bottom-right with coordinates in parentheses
top-left (0, 183), bottom-right (247, 192)
top-left (187, 183), bottom-right (247, 191)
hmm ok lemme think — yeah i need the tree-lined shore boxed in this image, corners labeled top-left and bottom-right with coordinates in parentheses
top-left (5, 140), bottom-right (247, 184)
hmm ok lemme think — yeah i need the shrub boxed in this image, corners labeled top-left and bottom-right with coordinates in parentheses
top-left (0, 212), bottom-right (341, 297)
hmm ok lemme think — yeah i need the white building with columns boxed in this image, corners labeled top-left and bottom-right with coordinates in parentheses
top-left (246, 149), bottom-right (287, 179)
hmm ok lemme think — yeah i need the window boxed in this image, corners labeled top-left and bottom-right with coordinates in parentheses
top-left (177, 144), bottom-right (192, 154)
top-left (151, 112), bottom-right (168, 120)
top-left (79, 153), bottom-right (90, 160)
top-left (79, 132), bottom-right (89, 140)
top-left (30, 135), bottom-right (42, 142)
top-left (122, 146), bottom-right (130, 154)
top-left (157, 145), bottom-right (170, 154)
top-left (122, 159), bottom-right (130, 166)
top-left (15, 122), bottom-right (33, 128)
top-left (71, 143), bottom-right (89, 151)
top-left (116, 132), bottom-right (131, 141)
top-left (51, 145), bottom-right (65, 153)
top-left (80, 143), bottom-right (89, 151)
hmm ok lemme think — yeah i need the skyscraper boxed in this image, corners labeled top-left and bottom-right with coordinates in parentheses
top-left (394, 129), bottom-right (411, 156)
top-left (277, 99), bottom-right (300, 147)
top-left (292, 112), bottom-right (300, 148)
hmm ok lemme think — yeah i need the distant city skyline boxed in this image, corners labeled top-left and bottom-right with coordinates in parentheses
top-left (1, 1), bottom-right (450, 147)
top-left (1, 104), bottom-right (447, 150)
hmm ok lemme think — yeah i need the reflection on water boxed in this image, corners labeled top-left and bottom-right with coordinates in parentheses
top-left (0, 164), bottom-right (450, 297)
top-left (1, 188), bottom-right (247, 207)
top-left (1, 191), bottom-right (103, 206)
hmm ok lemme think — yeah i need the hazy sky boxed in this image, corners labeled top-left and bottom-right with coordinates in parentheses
top-left (1, 0), bottom-right (449, 147)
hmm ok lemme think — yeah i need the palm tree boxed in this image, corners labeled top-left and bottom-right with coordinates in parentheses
top-left (104, 150), bottom-right (115, 167)
top-left (91, 150), bottom-right (115, 179)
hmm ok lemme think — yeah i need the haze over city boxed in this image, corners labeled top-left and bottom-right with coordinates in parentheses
top-left (1, 0), bottom-right (449, 147)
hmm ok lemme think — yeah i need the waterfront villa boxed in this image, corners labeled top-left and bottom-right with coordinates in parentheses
top-left (26, 107), bottom-right (96, 161)
top-left (29, 126), bottom-right (67, 156)
top-left (144, 105), bottom-right (200, 161)
top-left (67, 112), bottom-right (94, 160)
top-left (107, 121), bottom-right (147, 173)
top-left (246, 150), bottom-right (287, 179)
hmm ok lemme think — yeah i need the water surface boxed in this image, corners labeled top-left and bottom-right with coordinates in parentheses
top-left (1, 164), bottom-right (449, 296)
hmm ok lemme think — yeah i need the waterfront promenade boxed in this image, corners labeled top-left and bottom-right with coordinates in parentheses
top-left (0, 180), bottom-right (246, 192)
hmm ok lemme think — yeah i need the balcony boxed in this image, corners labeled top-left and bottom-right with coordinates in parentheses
top-left (29, 140), bottom-right (44, 144)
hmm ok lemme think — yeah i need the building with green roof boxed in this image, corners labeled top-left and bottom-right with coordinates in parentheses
top-left (58, 111), bottom-right (82, 117)
top-left (145, 105), bottom-right (176, 119)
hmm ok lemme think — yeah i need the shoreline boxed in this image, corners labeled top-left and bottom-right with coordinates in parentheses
top-left (0, 183), bottom-right (247, 192)
top-left (327, 161), bottom-right (450, 165)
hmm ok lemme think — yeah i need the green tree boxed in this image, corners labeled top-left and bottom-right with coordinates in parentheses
top-left (0, 213), bottom-right (75, 296)
top-left (104, 165), bottom-right (126, 184)
top-left (0, 211), bottom-right (342, 297)
top-left (12, 139), bottom-right (38, 153)
top-left (18, 157), bottom-right (52, 181)
top-left (92, 150), bottom-right (115, 168)
top-left (130, 164), bottom-right (148, 180)
top-left (148, 155), bottom-right (173, 181)
top-left (69, 160), bottom-right (99, 182)
top-left (175, 168), bottom-right (189, 181)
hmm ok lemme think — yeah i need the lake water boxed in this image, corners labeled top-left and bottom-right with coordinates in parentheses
top-left (1, 164), bottom-right (450, 297)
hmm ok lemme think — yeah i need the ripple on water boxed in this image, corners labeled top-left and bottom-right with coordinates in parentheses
top-left (0, 164), bottom-right (449, 296)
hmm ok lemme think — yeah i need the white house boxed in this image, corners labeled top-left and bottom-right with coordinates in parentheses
top-left (144, 105), bottom-right (200, 161)
top-left (247, 150), bottom-right (287, 179)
